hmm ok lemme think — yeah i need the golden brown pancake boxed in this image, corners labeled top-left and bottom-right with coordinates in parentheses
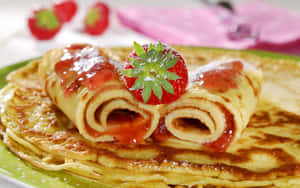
top-left (0, 47), bottom-right (300, 188)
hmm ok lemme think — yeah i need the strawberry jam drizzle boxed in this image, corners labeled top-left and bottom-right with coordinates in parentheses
top-left (151, 118), bottom-right (172, 142)
top-left (54, 44), bottom-right (116, 97)
top-left (85, 111), bottom-right (150, 145)
top-left (196, 61), bottom-right (243, 92)
top-left (203, 106), bottom-right (235, 152)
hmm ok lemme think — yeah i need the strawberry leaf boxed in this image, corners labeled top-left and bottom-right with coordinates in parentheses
top-left (128, 57), bottom-right (142, 68)
top-left (147, 49), bottom-right (156, 61)
top-left (132, 61), bottom-right (143, 69)
top-left (155, 41), bottom-right (163, 59)
top-left (159, 78), bottom-right (175, 94)
top-left (142, 81), bottom-right (151, 102)
top-left (162, 56), bottom-right (179, 70)
top-left (148, 43), bottom-right (155, 51)
top-left (164, 71), bottom-right (181, 80)
top-left (133, 41), bottom-right (146, 60)
top-left (132, 76), bottom-right (144, 90)
top-left (122, 69), bottom-right (140, 78)
top-left (152, 80), bottom-right (162, 100)
top-left (162, 51), bottom-right (173, 63)
top-left (156, 41), bottom-right (163, 52)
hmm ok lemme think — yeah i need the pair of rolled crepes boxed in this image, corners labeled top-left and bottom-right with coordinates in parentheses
top-left (39, 44), bottom-right (263, 150)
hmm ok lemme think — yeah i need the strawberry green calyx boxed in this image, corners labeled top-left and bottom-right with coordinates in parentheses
top-left (85, 8), bottom-right (100, 26)
top-left (36, 10), bottom-right (60, 30)
top-left (122, 41), bottom-right (180, 103)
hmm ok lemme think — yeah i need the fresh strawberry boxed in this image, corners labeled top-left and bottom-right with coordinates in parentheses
top-left (122, 42), bottom-right (188, 105)
top-left (54, 0), bottom-right (78, 23)
top-left (28, 9), bottom-right (62, 40)
top-left (84, 1), bottom-right (110, 35)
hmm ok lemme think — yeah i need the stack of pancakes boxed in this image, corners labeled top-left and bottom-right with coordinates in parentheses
top-left (0, 46), bottom-right (300, 188)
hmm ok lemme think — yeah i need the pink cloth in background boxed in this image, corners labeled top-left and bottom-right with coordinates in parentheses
top-left (116, 1), bottom-right (300, 55)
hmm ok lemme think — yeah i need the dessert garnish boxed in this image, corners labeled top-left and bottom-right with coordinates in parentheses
top-left (54, 0), bottom-right (78, 23)
top-left (84, 1), bottom-right (110, 35)
top-left (28, 8), bottom-right (62, 40)
top-left (122, 42), bottom-right (188, 104)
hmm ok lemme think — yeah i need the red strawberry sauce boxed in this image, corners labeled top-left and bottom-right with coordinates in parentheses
top-left (196, 61), bottom-right (243, 92)
top-left (203, 106), bottom-right (235, 152)
top-left (54, 44), bottom-right (117, 97)
top-left (151, 119), bottom-right (172, 142)
top-left (85, 111), bottom-right (150, 145)
top-left (152, 108), bottom-right (235, 152)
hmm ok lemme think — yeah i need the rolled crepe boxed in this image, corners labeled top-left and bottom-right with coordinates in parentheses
top-left (161, 60), bottom-right (263, 150)
top-left (39, 44), bottom-right (159, 143)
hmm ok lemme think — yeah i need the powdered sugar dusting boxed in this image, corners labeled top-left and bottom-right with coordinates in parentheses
top-left (189, 59), bottom-right (255, 83)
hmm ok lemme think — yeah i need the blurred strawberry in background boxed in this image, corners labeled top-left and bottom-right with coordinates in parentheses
top-left (27, 0), bottom-right (111, 40)
top-left (84, 1), bottom-right (110, 36)
top-left (28, 8), bottom-right (62, 40)
top-left (54, 0), bottom-right (78, 23)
